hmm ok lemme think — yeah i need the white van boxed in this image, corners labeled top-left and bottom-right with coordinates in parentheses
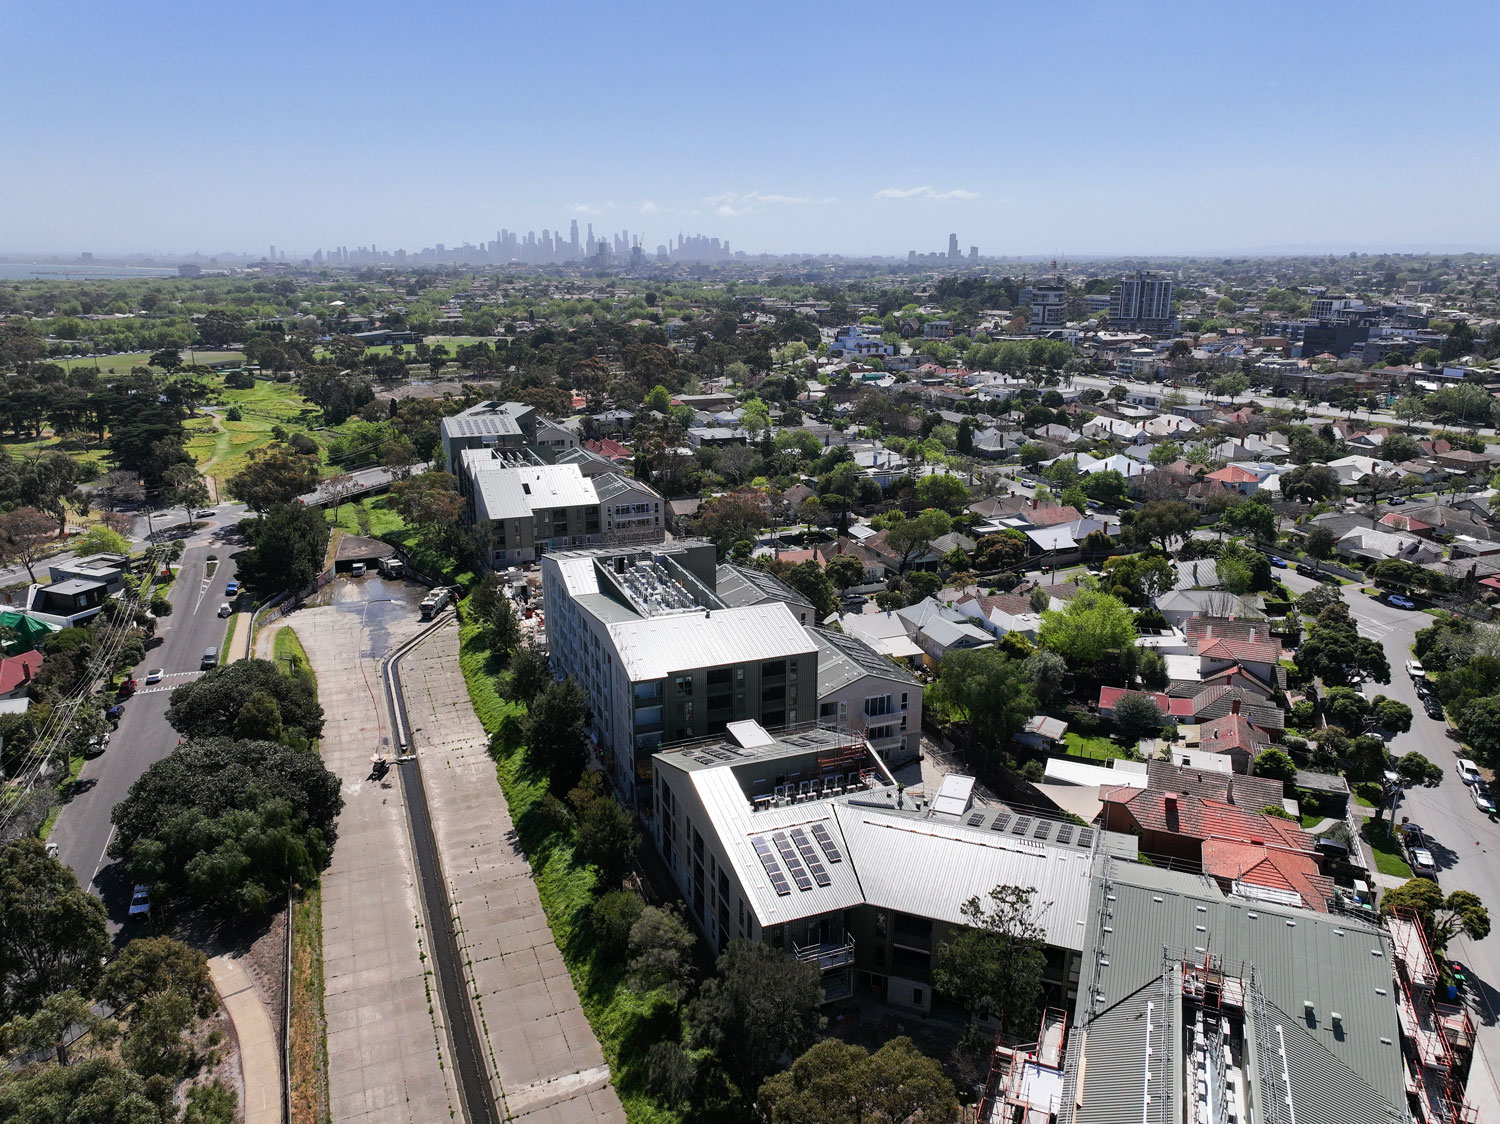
top-left (351, 562), bottom-right (366, 577)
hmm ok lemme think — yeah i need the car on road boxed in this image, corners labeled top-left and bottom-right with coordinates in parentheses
top-left (128, 885), bottom-right (152, 922)
top-left (106, 703), bottom-right (124, 723)
top-left (116, 677), bottom-right (137, 698)
top-left (1410, 848), bottom-right (1439, 879)
top-left (1269, 556), bottom-right (1287, 568)
top-left (144, 668), bottom-right (164, 684)
top-left (1406, 659), bottom-right (1425, 678)
top-left (225, 580), bottom-right (239, 595)
top-left (1386, 594), bottom-right (1416, 610)
top-left (218, 603), bottom-right (232, 617)
top-left (1472, 787), bottom-right (1496, 816)
top-left (1425, 697), bottom-right (1444, 720)
top-left (194, 508), bottom-right (215, 518)
top-left (1457, 758), bottom-right (1482, 785)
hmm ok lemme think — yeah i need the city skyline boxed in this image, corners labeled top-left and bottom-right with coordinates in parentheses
top-left (5, 1), bottom-right (1500, 257)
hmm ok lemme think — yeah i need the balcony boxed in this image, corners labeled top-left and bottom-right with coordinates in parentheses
top-left (793, 934), bottom-right (856, 972)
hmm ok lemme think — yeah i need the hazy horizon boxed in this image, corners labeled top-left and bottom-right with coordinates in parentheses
top-left (6, 0), bottom-right (1498, 259)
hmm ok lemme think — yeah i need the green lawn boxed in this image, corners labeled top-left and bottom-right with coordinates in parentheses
top-left (1063, 731), bottom-right (1130, 761)
top-left (273, 626), bottom-right (316, 689)
top-left (51, 349), bottom-right (246, 375)
top-left (187, 376), bottom-right (323, 483)
top-left (1361, 820), bottom-right (1413, 878)
top-left (1300, 811), bottom-right (1325, 830)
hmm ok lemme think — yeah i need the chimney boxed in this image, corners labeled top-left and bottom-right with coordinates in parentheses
top-left (1164, 793), bottom-right (1178, 812)
top-left (21, 660), bottom-right (31, 682)
top-left (1231, 699), bottom-right (1240, 716)
top-left (1031, 496), bottom-right (1038, 510)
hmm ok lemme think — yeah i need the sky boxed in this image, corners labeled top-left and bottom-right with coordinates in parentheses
top-left (5, 0), bottom-right (1500, 259)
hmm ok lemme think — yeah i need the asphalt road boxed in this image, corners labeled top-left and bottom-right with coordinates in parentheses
top-left (1279, 568), bottom-right (1500, 1115)
top-left (47, 520), bottom-right (243, 927)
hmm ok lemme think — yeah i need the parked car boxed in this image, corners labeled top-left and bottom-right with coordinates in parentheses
top-left (225, 580), bottom-right (239, 595)
top-left (116, 677), bottom-right (137, 698)
top-left (1456, 758), bottom-right (1482, 785)
top-left (1410, 849), bottom-right (1439, 880)
top-left (1425, 697), bottom-right (1444, 720)
top-left (218, 603), bottom-right (232, 617)
top-left (1268, 556), bottom-right (1288, 568)
top-left (1472, 787), bottom-right (1496, 816)
top-left (1295, 562), bottom-right (1318, 577)
top-left (195, 508), bottom-right (215, 518)
top-left (143, 668), bottom-right (164, 684)
top-left (1386, 594), bottom-right (1416, 610)
top-left (1406, 659), bottom-right (1425, 678)
top-left (128, 885), bottom-right (152, 922)
top-left (106, 703), bottom-right (124, 723)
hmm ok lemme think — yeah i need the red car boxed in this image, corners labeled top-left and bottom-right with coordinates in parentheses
top-left (116, 677), bottom-right (138, 698)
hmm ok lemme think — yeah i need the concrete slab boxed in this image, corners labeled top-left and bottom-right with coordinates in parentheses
top-left (400, 620), bottom-right (626, 1123)
top-left (264, 586), bottom-right (459, 1124)
top-left (209, 954), bottom-right (281, 1124)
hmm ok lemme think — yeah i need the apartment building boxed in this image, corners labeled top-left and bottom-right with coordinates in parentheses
top-left (440, 399), bottom-right (577, 468)
top-left (1109, 270), bottom-right (1177, 333)
top-left (540, 543), bottom-right (819, 809)
top-left (651, 722), bottom-right (1105, 1011)
top-left (809, 626), bottom-right (922, 765)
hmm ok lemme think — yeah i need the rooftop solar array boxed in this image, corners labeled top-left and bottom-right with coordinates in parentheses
top-left (1055, 824), bottom-right (1075, 845)
top-left (967, 811), bottom-right (986, 827)
top-left (810, 822), bottom-right (844, 863)
top-left (1010, 816), bottom-right (1032, 836)
top-left (751, 836), bottom-right (790, 896)
top-left (1077, 828), bottom-right (1095, 848)
top-left (772, 832), bottom-right (814, 892)
top-left (789, 827), bottom-right (831, 887)
top-left (990, 813), bottom-right (1012, 833)
top-left (1033, 820), bottom-right (1052, 840)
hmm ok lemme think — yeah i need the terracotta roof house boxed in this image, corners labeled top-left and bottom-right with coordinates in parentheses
top-left (1096, 687), bottom-right (1195, 720)
top-left (1199, 839), bottom-right (1335, 909)
top-left (1141, 760), bottom-right (1284, 809)
top-left (1194, 711), bottom-right (1270, 772)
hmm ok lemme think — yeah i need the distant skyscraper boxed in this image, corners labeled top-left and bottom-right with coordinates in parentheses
top-left (969, 246), bottom-right (978, 262)
top-left (947, 233), bottom-right (959, 261)
top-left (570, 219), bottom-right (580, 260)
top-left (269, 245), bottom-right (276, 261)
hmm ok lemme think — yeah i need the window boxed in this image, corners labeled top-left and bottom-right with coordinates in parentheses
top-left (763, 660), bottom-right (786, 678)
top-left (707, 667), bottom-right (731, 687)
top-left (675, 676), bottom-right (694, 696)
top-left (912, 987), bottom-right (924, 1006)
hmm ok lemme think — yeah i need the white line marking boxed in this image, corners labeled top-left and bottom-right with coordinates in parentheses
top-left (91, 825), bottom-right (116, 885)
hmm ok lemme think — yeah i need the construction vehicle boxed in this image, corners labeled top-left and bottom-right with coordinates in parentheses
top-left (378, 557), bottom-right (405, 579)
top-left (419, 586), bottom-right (452, 620)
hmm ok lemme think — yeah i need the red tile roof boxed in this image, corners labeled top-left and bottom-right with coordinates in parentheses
top-left (1097, 686), bottom-right (1195, 718)
top-left (1197, 636), bottom-right (1284, 665)
top-left (0, 652), bottom-right (42, 695)
top-left (1104, 789), bottom-right (1311, 852)
top-left (1198, 713), bottom-right (1268, 755)
top-left (1204, 466), bottom-right (1259, 484)
top-left (1200, 839), bottom-right (1334, 911)
top-left (1026, 505), bottom-right (1084, 527)
top-left (1185, 618), bottom-right (1275, 644)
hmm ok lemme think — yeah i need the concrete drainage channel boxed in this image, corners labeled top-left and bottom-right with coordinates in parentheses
top-left (381, 611), bottom-right (500, 1124)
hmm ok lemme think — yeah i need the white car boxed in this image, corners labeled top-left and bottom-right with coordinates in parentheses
top-left (1472, 788), bottom-right (1496, 816)
top-left (144, 668), bottom-right (164, 684)
top-left (128, 884), bottom-right (152, 921)
top-left (218, 603), bottom-right (232, 618)
top-left (1406, 659), bottom-right (1425, 678)
top-left (1410, 849), bottom-right (1438, 879)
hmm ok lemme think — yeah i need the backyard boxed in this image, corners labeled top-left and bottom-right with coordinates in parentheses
top-left (1360, 819), bottom-right (1414, 878)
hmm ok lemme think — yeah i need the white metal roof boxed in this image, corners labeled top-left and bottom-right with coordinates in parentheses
top-left (607, 602), bottom-right (816, 682)
top-left (931, 774), bottom-right (976, 816)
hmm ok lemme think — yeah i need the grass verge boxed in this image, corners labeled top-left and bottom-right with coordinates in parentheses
top-left (274, 627), bottom-right (316, 690)
top-left (1361, 819), bottom-right (1414, 878)
top-left (455, 612), bottom-right (684, 1124)
top-left (289, 885), bottom-right (330, 1124)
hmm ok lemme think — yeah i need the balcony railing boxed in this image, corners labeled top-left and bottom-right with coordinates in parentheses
top-left (792, 934), bottom-right (856, 972)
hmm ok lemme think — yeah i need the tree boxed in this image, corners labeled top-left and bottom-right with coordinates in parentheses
top-left (1125, 500), bottom-right (1197, 556)
top-left (1038, 590), bottom-right (1137, 674)
top-left (71, 526), bottom-right (131, 556)
top-left (1101, 553), bottom-right (1177, 606)
top-left (883, 508), bottom-right (951, 573)
top-left (1457, 695), bottom-right (1500, 767)
top-left (99, 937), bottom-right (215, 1025)
top-left (1113, 693), bottom-right (1163, 742)
top-left (469, 573), bottom-right (521, 651)
top-left (974, 530), bottom-right (1030, 572)
top-left (1395, 752), bottom-right (1444, 788)
top-left (1081, 468), bottom-right (1131, 508)
top-left (1020, 650), bottom-right (1068, 706)
top-left (226, 444), bottom-right (320, 512)
top-left (1281, 464), bottom-right (1342, 503)
top-left (1382, 879), bottom-right (1490, 948)
top-left (1218, 496), bottom-right (1276, 546)
top-left (1371, 696), bottom-right (1413, 734)
top-left (643, 384), bottom-right (673, 414)
top-left (524, 679), bottom-right (590, 792)
top-left (933, 884), bottom-right (1047, 1035)
top-left (0, 840), bottom-right (110, 1021)
top-left (824, 553), bottom-right (864, 593)
top-left (688, 940), bottom-right (825, 1096)
top-left (1212, 373), bottom-right (1250, 401)
top-left (160, 463), bottom-right (209, 524)
top-left (0, 1056), bottom-right (164, 1123)
top-left (781, 560), bottom-right (838, 619)
top-left (915, 473), bottom-right (969, 514)
top-left (1253, 748), bottom-right (1298, 789)
top-left (693, 492), bottom-right (767, 558)
top-left (111, 743), bottom-right (342, 917)
top-left (928, 649), bottom-right (1036, 755)
top-left (237, 503), bottom-right (330, 593)
top-left (165, 658), bottom-right (323, 742)
top-left (0, 506), bottom-right (59, 581)
top-left (759, 1036), bottom-right (959, 1124)
top-left (1304, 527), bottom-right (1336, 571)
top-left (956, 417), bottom-right (973, 456)
top-left (1378, 433), bottom-right (1422, 465)
top-left (1017, 443), bottom-right (1047, 469)
top-left (506, 643), bottom-right (551, 705)
top-left (182, 1081), bottom-right (239, 1124)
top-left (567, 772), bottom-right (638, 891)
top-left (625, 905), bottom-right (696, 1002)
top-left (233, 691), bottom-right (285, 743)
top-left (3, 988), bottom-right (117, 1067)
top-left (1297, 602), bottom-right (1390, 686)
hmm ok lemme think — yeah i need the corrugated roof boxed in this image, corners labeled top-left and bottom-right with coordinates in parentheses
top-left (810, 627), bottom-right (917, 696)
top-left (608, 602), bottom-right (816, 681)
top-left (1060, 860), bottom-right (1405, 1124)
top-left (715, 563), bottom-right (813, 609)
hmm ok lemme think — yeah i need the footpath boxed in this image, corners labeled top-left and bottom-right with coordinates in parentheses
top-left (209, 956), bottom-right (282, 1124)
top-left (258, 592), bottom-right (459, 1124)
top-left (399, 618), bottom-right (625, 1123)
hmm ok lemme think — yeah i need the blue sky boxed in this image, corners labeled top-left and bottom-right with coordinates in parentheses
top-left (6, 0), bottom-right (1499, 258)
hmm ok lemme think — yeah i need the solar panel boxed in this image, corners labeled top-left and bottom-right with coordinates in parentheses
top-left (967, 811), bottom-right (986, 827)
top-left (789, 828), bottom-right (831, 887)
top-left (1011, 816), bottom-right (1031, 836)
top-left (1077, 828), bottom-right (1095, 848)
top-left (990, 814), bottom-right (1012, 833)
top-left (810, 823), bottom-right (844, 863)
top-left (773, 832), bottom-right (814, 892)
top-left (1055, 824), bottom-right (1075, 845)
top-left (751, 835), bottom-right (791, 896)
top-left (1033, 820), bottom-right (1053, 840)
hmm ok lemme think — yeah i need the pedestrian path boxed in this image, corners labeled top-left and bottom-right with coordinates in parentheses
top-left (399, 620), bottom-right (625, 1123)
top-left (209, 955), bottom-right (282, 1124)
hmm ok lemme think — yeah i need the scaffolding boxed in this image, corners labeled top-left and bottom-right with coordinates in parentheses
top-left (1388, 909), bottom-right (1477, 1124)
top-left (979, 1008), bottom-right (1070, 1124)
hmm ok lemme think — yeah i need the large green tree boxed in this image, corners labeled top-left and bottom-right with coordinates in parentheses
top-left (0, 840), bottom-right (110, 1021)
top-left (1124, 500), bottom-right (1197, 555)
top-left (1038, 589), bottom-right (1137, 675)
top-left (237, 503), bottom-right (330, 593)
top-left (933, 884), bottom-right (1047, 1035)
top-left (1382, 879), bottom-right (1490, 948)
top-left (928, 649), bottom-right (1037, 757)
top-left (165, 659), bottom-right (323, 742)
top-left (524, 679), bottom-right (590, 793)
top-left (759, 1036), bottom-right (959, 1124)
top-left (225, 445), bottom-right (320, 512)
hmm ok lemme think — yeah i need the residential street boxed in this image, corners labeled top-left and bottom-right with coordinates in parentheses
top-left (1280, 568), bottom-right (1500, 1117)
top-left (46, 529), bottom-right (240, 927)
